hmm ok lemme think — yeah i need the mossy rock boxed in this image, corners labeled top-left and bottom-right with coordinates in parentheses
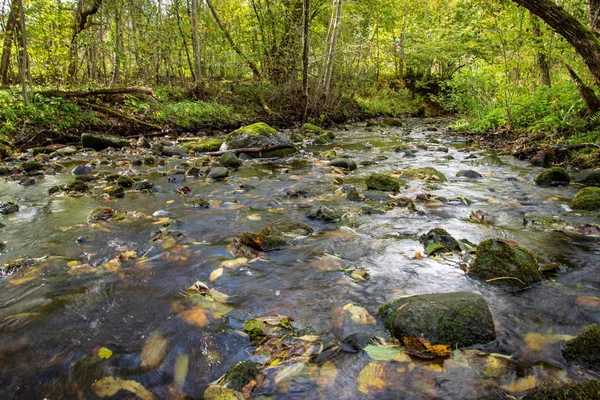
top-left (116, 175), bottom-right (135, 188)
top-left (143, 156), bottom-right (156, 165)
top-left (329, 158), bottom-right (357, 170)
top-left (378, 292), bottom-right (496, 348)
top-left (180, 138), bottom-right (223, 153)
top-left (456, 170), bottom-right (482, 179)
top-left (419, 228), bottom-right (461, 256)
top-left (104, 185), bottom-right (125, 198)
top-left (289, 132), bottom-right (304, 143)
top-left (204, 385), bottom-right (244, 400)
top-left (469, 239), bottom-right (542, 289)
top-left (220, 361), bottom-right (262, 392)
top-left (306, 205), bottom-right (342, 222)
top-left (313, 133), bottom-right (333, 145)
top-left (321, 150), bottom-right (337, 160)
top-left (365, 173), bottom-right (401, 192)
top-left (240, 227), bottom-right (287, 251)
top-left (400, 167), bottom-right (447, 182)
top-left (21, 161), bottom-right (44, 173)
top-left (471, 154), bottom-right (505, 166)
top-left (383, 118), bottom-right (403, 127)
top-left (219, 152), bottom-right (243, 169)
top-left (299, 123), bottom-right (325, 136)
top-left (563, 324), bottom-right (600, 372)
top-left (87, 207), bottom-right (116, 223)
top-left (31, 147), bottom-right (55, 156)
top-left (0, 166), bottom-right (12, 176)
top-left (223, 123), bottom-right (296, 158)
top-left (523, 380), bottom-right (600, 400)
top-left (81, 133), bottom-right (129, 151)
top-left (571, 187), bottom-right (600, 211)
top-left (66, 180), bottom-right (89, 193)
top-left (366, 120), bottom-right (380, 127)
top-left (534, 167), bottom-right (570, 186)
top-left (574, 169), bottom-right (600, 187)
top-left (186, 197), bottom-right (210, 208)
top-left (0, 201), bottom-right (19, 214)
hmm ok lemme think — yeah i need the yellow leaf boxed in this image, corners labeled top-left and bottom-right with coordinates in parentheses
top-left (219, 258), bottom-right (248, 269)
top-left (210, 268), bottom-right (223, 282)
top-left (92, 376), bottom-right (155, 400)
top-left (140, 332), bottom-right (168, 368)
top-left (576, 296), bottom-right (600, 307)
top-left (525, 332), bottom-right (575, 352)
top-left (247, 214), bottom-right (262, 221)
top-left (482, 356), bottom-right (507, 377)
top-left (501, 375), bottom-right (538, 393)
top-left (98, 347), bottom-right (113, 359)
top-left (316, 361), bottom-right (338, 388)
top-left (414, 252), bottom-right (424, 259)
top-left (180, 308), bottom-right (208, 327)
top-left (174, 354), bottom-right (189, 394)
top-left (208, 288), bottom-right (230, 304)
top-left (166, 200), bottom-right (175, 204)
top-left (67, 260), bottom-right (80, 267)
top-left (403, 337), bottom-right (451, 358)
top-left (357, 361), bottom-right (387, 394)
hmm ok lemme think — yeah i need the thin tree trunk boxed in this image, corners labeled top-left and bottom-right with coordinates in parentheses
top-left (530, 13), bottom-right (551, 86)
top-left (68, 0), bottom-right (104, 82)
top-left (566, 63), bottom-right (600, 114)
top-left (302, 0), bottom-right (310, 121)
top-left (204, 0), bottom-right (261, 79)
top-left (16, 0), bottom-right (29, 104)
top-left (589, 0), bottom-right (600, 36)
top-left (112, 0), bottom-right (123, 84)
top-left (1, 0), bottom-right (18, 86)
top-left (322, 0), bottom-right (342, 103)
top-left (190, 0), bottom-right (202, 86)
top-left (174, 0), bottom-right (195, 83)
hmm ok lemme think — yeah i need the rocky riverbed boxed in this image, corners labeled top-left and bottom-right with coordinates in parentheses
top-left (0, 119), bottom-right (599, 399)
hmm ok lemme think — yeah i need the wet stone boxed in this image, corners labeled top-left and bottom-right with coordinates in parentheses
top-left (456, 170), bottom-right (482, 179)
top-left (218, 152), bottom-right (243, 169)
top-left (574, 169), bottom-right (600, 187)
top-left (365, 173), bottom-right (401, 192)
top-left (562, 324), bottom-right (600, 372)
top-left (534, 167), bottom-right (570, 186)
top-left (419, 228), bottom-right (461, 256)
top-left (306, 205), bottom-right (342, 222)
top-left (329, 158), bottom-right (357, 170)
top-left (208, 167), bottom-right (229, 180)
top-left (72, 164), bottom-right (93, 176)
top-left (104, 185), bottom-right (125, 198)
top-left (0, 201), bottom-right (19, 215)
top-left (571, 187), bottom-right (600, 211)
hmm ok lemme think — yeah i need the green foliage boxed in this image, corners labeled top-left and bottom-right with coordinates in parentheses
top-left (153, 100), bottom-right (240, 129)
top-left (355, 87), bottom-right (424, 117)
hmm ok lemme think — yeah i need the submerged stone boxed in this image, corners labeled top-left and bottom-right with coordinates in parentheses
top-left (240, 226), bottom-right (287, 251)
top-left (456, 170), bottom-right (482, 179)
top-left (329, 158), bottom-right (357, 170)
top-left (365, 173), bottom-right (401, 192)
top-left (208, 166), bottom-right (229, 180)
top-left (469, 239), bottom-right (542, 289)
top-left (220, 360), bottom-right (262, 392)
top-left (471, 154), bottom-right (505, 166)
top-left (378, 292), bottom-right (496, 348)
top-left (419, 228), bottom-right (461, 256)
top-left (87, 207), bottom-right (115, 223)
top-left (571, 187), bottom-right (600, 211)
top-left (81, 133), bottom-right (129, 151)
top-left (0, 201), bottom-right (19, 215)
top-left (218, 152), bottom-right (243, 169)
top-left (534, 167), bottom-right (570, 186)
top-left (306, 205), bottom-right (342, 222)
top-left (104, 185), bottom-right (125, 198)
top-left (562, 324), bottom-right (600, 372)
top-left (400, 167), bottom-right (447, 182)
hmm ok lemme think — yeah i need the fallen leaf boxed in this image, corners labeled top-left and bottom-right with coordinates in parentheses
top-left (247, 214), bottom-right (262, 221)
top-left (403, 337), bottom-right (451, 359)
top-left (92, 376), bottom-right (154, 400)
top-left (180, 308), bottom-right (207, 327)
top-left (501, 375), bottom-right (538, 393)
top-left (98, 347), bottom-right (113, 359)
top-left (343, 303), bottom-right (377, 325)
top-left (576, 296), bottom-right (600, 307)
top-left (141, 332), bottom-right (168, 368)
top-left (316, 361), bottom-right (338, 388)
top-left (173, 353), bottom-right (189, 394)
top-left (357, 361), bottom-right (387, 394)
top-left (219, 258), bottom-right (248, 269)
top-left (209, 268), bottom-right (223, 282)
top-left (363, 345), bottom-right (403, 361)
top-left (524, 332), bottom-right (575, 352)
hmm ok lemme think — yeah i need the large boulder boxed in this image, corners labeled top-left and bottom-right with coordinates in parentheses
top-left (534, 167), bottom-right (570, 186)
top-left (574, 169), bottom-right (600, 187)
top-left (81, 133), bottom-right (129, 151)
top-left (221, 123), bottom-right (297, 158)
top-left (378, 292), bottom-right (496, 348)
top-left (365, 173), bottom-right (402, 192)
top-left (469, 239), bottom-right (542, 289)
top-left (571, 187), bottom-right (600, 211)
top-left (562, 324), bottom-right (600, 372)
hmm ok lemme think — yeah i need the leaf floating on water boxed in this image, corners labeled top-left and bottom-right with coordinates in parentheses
top-left (180, 308), bottom-right (208, 327)
top-left (140, 332), bottom-right (168, 368)
top-left (92, 376), bottom-right (155, 400)
top-left (118, 250), bottom-right (138, 262)
top-left (524, 332), bottom-right (575, 352)
top-left (187, 280), bottom-right (210, 295)
top-left (173, 353), bottom-right (189, 394)
top-left (357, 361), bottom-right (388, 394)
top-left (414, 252), bottom-right (424, 260)
top-left (274, 363), bottom-right (305, 385)
top-left (209, 268), bottom-right (223, 282)
top-left (67, 260), bottom-right (80, 267)
top-left (247, 214), bottom-right (262, 221)
top-left (403, 337), bottom-right (451, 359)
top-left (98, 347), bottom-right (113, 359)
top-left (576, 296), bottom-right (600, 307)
top-left (219, 257), bottom-right (248, 269)
top-left (363, 345), bottom-right (403, 361)
top-left (208, 288), bottom-right (230, 304)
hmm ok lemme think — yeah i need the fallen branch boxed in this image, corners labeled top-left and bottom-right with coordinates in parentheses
top-left (203, 144), bottom-right (295, 156)
top-left (514, 143), bottom-right (599, 159)
top-left (38, 87), bottom-right (155, 98)
top-left (81, 101), bottom-right (163, 131)
top-left (485, 276), bottom-right (526, 286)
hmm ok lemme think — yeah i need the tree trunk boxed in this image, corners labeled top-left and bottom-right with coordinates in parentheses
top-left (530, 13), bottom-right (551, 86)
top-left (566, 64), bottom-right (600, 114)
top-left (589, 0), bottom-right (600, 36)
top-left (16, 0), bottom-right (30, 104)
top-left (112, 0), bottom-right (123, 84)
top-left (512, 0), bottom-right (600, 87)
top-left (1, 0), bottom-right (18, 86)
top-left (191, 0), bottom-right (202, 86)
top-left (68, 0), bottom-right (104, 82)
top-left (302, 0), bottom-right (310, 121)
top-left (205, 0), bottom-right (261, 80)
top-left (322, 0), bottom-right (342, 103)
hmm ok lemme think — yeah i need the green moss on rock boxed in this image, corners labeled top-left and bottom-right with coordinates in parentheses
top-left (240, 226), bottom-right (287, 251)
top-left (378, 292), bottom-right (496, 348)
top-left (383, 118), bottom-right (403, 127)
top-left (563, 324), bottom-right (600, 372)
top-left (469, 239), bottom-right (542, 289)
top-left (534, 167), bottom-right (570, 186)
top-left (180, 138), bottom-right (223, 153)
top-left (88, 207), bottom-right (116, 223)
top-left (571, 187), bottom-right (600, 211)
top-left (227, 122), bottom-right (277, 141)
top-left (21, 161), bottom-right (44, 173)
top-left (31, 147), bottom-right (55, 156)
top-left (523, 380), bottom-right (600, 400)
top-left (81, 133), bottom-right (129, 151)
top-left (66, 180), bottom-right (89, 192)
top-left (365, 173), bottom-right (401, 192)
top-left (299, 123), bottom-right (325, 136)
top-left (400, 167), bottom-right (447, 182)
top-left (220, 361), bottom-right (262, 392)
top-left (419, 228), bottom-right (461, 256)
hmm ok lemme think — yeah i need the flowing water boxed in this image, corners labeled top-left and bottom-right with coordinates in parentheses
top-left (0, 120), bottom-right (599, 399)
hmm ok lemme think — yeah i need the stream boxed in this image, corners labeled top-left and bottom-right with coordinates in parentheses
top-left (1, 119), bottom-right (599, 399)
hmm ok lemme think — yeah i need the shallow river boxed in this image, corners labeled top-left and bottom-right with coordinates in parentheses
top-left (1, 120), bottom-right (599, 399)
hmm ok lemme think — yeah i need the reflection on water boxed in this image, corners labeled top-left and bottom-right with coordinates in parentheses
top-left (1, 120), bottom-right (599, 398)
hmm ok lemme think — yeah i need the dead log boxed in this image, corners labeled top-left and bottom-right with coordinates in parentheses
top-left (38, 87), bottom-right (155, 98)
top-left (203, 144), bottom-right (295, 156)
top-left (81, 101), bottom-right (163, 131)
top-left (514, 143), bottom-right (600, 159)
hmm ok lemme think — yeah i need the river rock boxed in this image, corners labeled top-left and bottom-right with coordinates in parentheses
top-left (66, 180), bottom-right (88, 192)
top-left (471, 154), bottom-right (504, 166)
top-left (574, 169), bottom-right (600, 187)
top-left (0, 201), bottom-right (19, 214)
top-left (562, 324), bottom-right (600, 372)
top-left (116, 175), bottom-right (135, 188)
top-left (21, 161), bottom-right (44, 173)
top-left (208, 166), bottom-right (229, 180)
top-left (306, 205), bottom-right (342, 222)
top-left (523, 380), bottom-right (600, 400)
top-left (456, 170), bottom-right (482, 179)
top-left (365, 173), bottom-right (401, 192)
top-left (180, 138), bottom-right (223, 153)
top-left (72, 164), bottom-right (93, 176)
top-left (81, 133), bottom-right (129, 151)
top-left (329, 158), bottom-right (357, 170)
top-left (534, 167), bottom-right (570, 186)
top-left (378, 292), bottom-right (496, 348)
top-left (419, 228), bottom-right (461, 256)
top-left (383, 118), bottom-right (403, 127)
top-left (571, 187), bottom-right (600, 211)
top-left (241, 226), bottom-right (287, 251)
top-left (221, 122), bottom-right (297, 158)
top-left (87, 207), bottom-right (115, 223)
top-left (469, 239), bottom-right (542, 289)
top-left (104, 185), bottom-right (125, 198)
top-left (218, 152), bottom-right (243, 168)
top-left (401, 167), bottom-right (447, 182)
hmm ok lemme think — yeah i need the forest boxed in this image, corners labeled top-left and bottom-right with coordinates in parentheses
top-left (1, 1), bottom-right (600, 399)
